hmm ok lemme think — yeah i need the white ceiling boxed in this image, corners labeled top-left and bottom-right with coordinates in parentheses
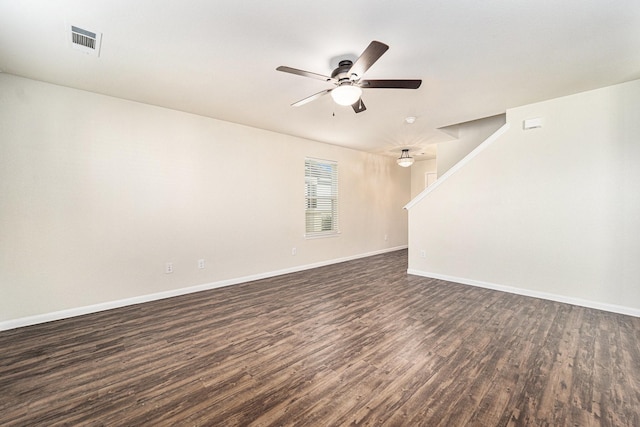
top-left (1, 1), bottom-right (639, 160)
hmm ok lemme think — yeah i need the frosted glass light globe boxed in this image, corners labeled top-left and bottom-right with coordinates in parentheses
top-left (331, 84), bottom-right (362, 106)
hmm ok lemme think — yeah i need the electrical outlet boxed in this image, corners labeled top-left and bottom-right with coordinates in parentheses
top-left (420, 250), bottom-right (427, 259)
top-left (198, 259), bottom-right (205, 269)
top-left (292, 247), bottom-right (297, 256)
top-left (165, 262), bottom-right (173, 274)
top-left (384, 234), bottom-right (388, 241)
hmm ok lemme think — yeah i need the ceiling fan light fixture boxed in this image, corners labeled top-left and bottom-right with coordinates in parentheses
top-left (277, 41), bottom-right (421, 114)
top-left (331, 83), bottom-right (362, 106)
top-left (397, 149), bottom-right (414, 167)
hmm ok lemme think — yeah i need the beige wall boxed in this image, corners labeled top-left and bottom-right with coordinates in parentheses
top-left (410, 159), bottom-right (437, 199)
top-left (407, 79), bottom-right (640, 315)
top-left (437, 114), bottom-right (506, 176)
top-left (0, 74), bottom-right (410, 324)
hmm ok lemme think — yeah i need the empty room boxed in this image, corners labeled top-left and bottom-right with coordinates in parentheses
top-left (1, 1), bottom-right (639, 426)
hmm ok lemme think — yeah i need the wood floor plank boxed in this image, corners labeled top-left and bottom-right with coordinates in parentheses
top-left (1, 249), bottom-right (639, 426)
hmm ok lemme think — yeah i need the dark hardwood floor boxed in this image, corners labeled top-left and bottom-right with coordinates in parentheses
top-left (1, 250), bottom-right (639, 426)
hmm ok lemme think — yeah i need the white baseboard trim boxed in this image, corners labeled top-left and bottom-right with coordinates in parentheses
top-left (0, 246), bottom-right (407, 331)
top-left (407, 269), bottom-right (640, 318)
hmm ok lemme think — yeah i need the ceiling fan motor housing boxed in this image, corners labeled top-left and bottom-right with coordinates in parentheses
top-left (331, 60), bottom-right (354, 81)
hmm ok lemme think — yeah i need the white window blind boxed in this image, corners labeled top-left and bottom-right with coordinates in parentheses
top-left (305, 158), bottom-right (338, 236)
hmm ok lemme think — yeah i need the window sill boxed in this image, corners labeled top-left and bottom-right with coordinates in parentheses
top-left (304, 231), bottom-right (341, 240)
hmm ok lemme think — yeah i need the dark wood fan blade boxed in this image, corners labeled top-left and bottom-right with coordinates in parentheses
top-left (348, 41), bottom-right (389, 79)
top-left (360, 79), bottom-right (422, 89)
top-left (351, 98), bottom-right (366, 113)
top-left (276, 66), bottom-right (334, 82)
top-left (291, 89), bottom-right (332, 107)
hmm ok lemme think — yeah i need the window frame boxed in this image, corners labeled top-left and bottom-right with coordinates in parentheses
top-left (304, 157), bottom-right (339, 239)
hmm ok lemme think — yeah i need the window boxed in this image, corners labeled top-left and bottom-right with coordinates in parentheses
top-left (305, 158), bottom-right (338, 237)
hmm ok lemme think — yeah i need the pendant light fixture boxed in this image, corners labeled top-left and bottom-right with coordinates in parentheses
top-left (397, 149), bottom-right (414, 167)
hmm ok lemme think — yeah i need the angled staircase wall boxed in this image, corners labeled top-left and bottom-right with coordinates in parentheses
top-left (436, 114), bottom-right (507, 177)
top-left (405, 79), bottom-right (640, 316)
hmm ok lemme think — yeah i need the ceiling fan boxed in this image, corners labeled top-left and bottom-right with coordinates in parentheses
top-left (276, 41), bottom-right (422, 113)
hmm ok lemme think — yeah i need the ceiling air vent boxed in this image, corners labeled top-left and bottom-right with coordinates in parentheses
top-left (70, 25), bottom-right (102, 57)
